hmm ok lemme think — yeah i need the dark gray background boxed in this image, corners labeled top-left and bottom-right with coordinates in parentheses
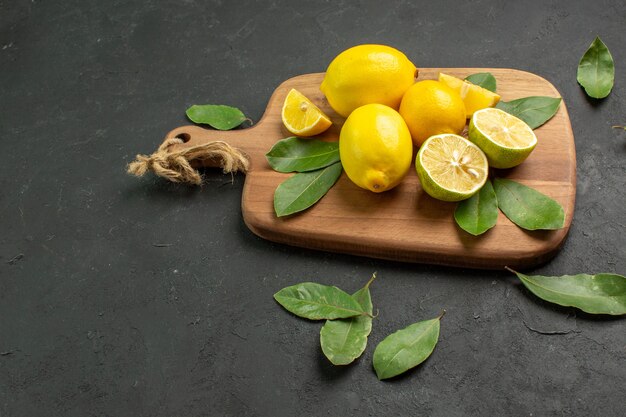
top-left (1, 0), bottom-right (625, 416)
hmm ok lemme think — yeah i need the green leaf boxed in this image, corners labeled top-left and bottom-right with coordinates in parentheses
top-left (373, 313), bottom-right (443, 380)
top-left (464, 72), bottom-right (497, 92)
top-left (454, 179), bottom-right (498, 236)
top-left (612, 125), bottom-right (626, 131)
top-left (507, 268), bottom-right (626, 315)
top-left (274, 162), bottom-right (342, 217)
top-left (185, 104), bottom-right (247, 130)
top-left (274, 282), bottom-right (370, 320)
top-left (320, 274), bottom-right (376, 365)
top-left (493, 178), bottom-right (564, 230)
top-left (496, 96), bottom-right (562, 129)
top-left (577, 36), bottom-right (615, 99)
top-left (266, 137), bottom-right (340, 173)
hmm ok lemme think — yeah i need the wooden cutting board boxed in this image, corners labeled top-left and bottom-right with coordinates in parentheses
top-left (163, 69), bottom-right (576, 269)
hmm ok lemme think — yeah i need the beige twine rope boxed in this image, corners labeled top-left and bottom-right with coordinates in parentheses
top-left (127, 137), bottom-right (249, 185)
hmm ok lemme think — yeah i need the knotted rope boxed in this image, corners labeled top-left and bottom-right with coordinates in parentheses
top-left (127, 137), bottom-right (249, 185)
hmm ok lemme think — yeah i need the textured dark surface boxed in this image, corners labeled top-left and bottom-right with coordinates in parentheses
top-left (1, 0), bottom-right (625, 416)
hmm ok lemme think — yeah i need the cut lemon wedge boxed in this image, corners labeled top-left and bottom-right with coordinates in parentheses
top-left (416, 134), bottom-right (489, 202)
top-left (438, 73), bottom-right (500, 117)
top-left (469, 107), bottom-right (537, 168)
top-left (281, 88), bottom-right (332, 137)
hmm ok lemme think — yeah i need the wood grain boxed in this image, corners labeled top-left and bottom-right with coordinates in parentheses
top-left (163, 69), bottom-right (576, 269)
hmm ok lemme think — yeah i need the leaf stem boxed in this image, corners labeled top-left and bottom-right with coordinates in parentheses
top-left (504, 266), bottom-right (517, 274)
top-left (364, 272), bottom-right (377, 290)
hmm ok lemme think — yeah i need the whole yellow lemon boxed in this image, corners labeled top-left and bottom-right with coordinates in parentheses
top-left (399, 80), bottom-right (466, 147)
top-left (339, 104), bottom-right (413, 193)
top-left (321, 44), bottom-right (418, 118)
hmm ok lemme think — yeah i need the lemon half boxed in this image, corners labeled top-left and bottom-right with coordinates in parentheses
top-left (469, 107), bottom-right (537, 169)
top-left (416, 134), bottom-right (489, 202)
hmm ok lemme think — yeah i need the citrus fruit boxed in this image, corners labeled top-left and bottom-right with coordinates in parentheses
top-left (438, 73), bottom-right (501, 117)
top-left (339, 104), bottom-right (413, 193)
top-left (281, 88), bottom-right (332, 137)
top-left (321, 44), bottom-right (418, 118)
top-left (398, 80), bottom-right (466, 147)
top-left (415, 134), bottom-right (489, 202)
top-left (468, 108), bottom-right (537, 169)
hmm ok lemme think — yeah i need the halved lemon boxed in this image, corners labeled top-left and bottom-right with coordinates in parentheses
top-left (469, 107), bottom-right (537, 169)
top-left (416, 134), bottom-right (489, 202)
top-left (281, 88), bottom-right (332, 137)
top-left (438, 73), bottom-right (500, 117)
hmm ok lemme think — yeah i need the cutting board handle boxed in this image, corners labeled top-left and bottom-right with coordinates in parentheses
top-left (127, 122), bottom-right (271, 184)
top-left (164, 124), bottom-right (261, 156)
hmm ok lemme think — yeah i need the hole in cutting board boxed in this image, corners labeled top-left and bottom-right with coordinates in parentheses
top-left (175, 132), bottom-right (191, 143)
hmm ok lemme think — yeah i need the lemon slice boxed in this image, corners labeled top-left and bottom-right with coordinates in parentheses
top-left (416, 134), bottom-right (489, 202)
top-left (469, 107), bottom-right (537, 169)
top-left (438, 73), bottom-right (500, 117)
top-left (281, 88), bottom-right (332, 137)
